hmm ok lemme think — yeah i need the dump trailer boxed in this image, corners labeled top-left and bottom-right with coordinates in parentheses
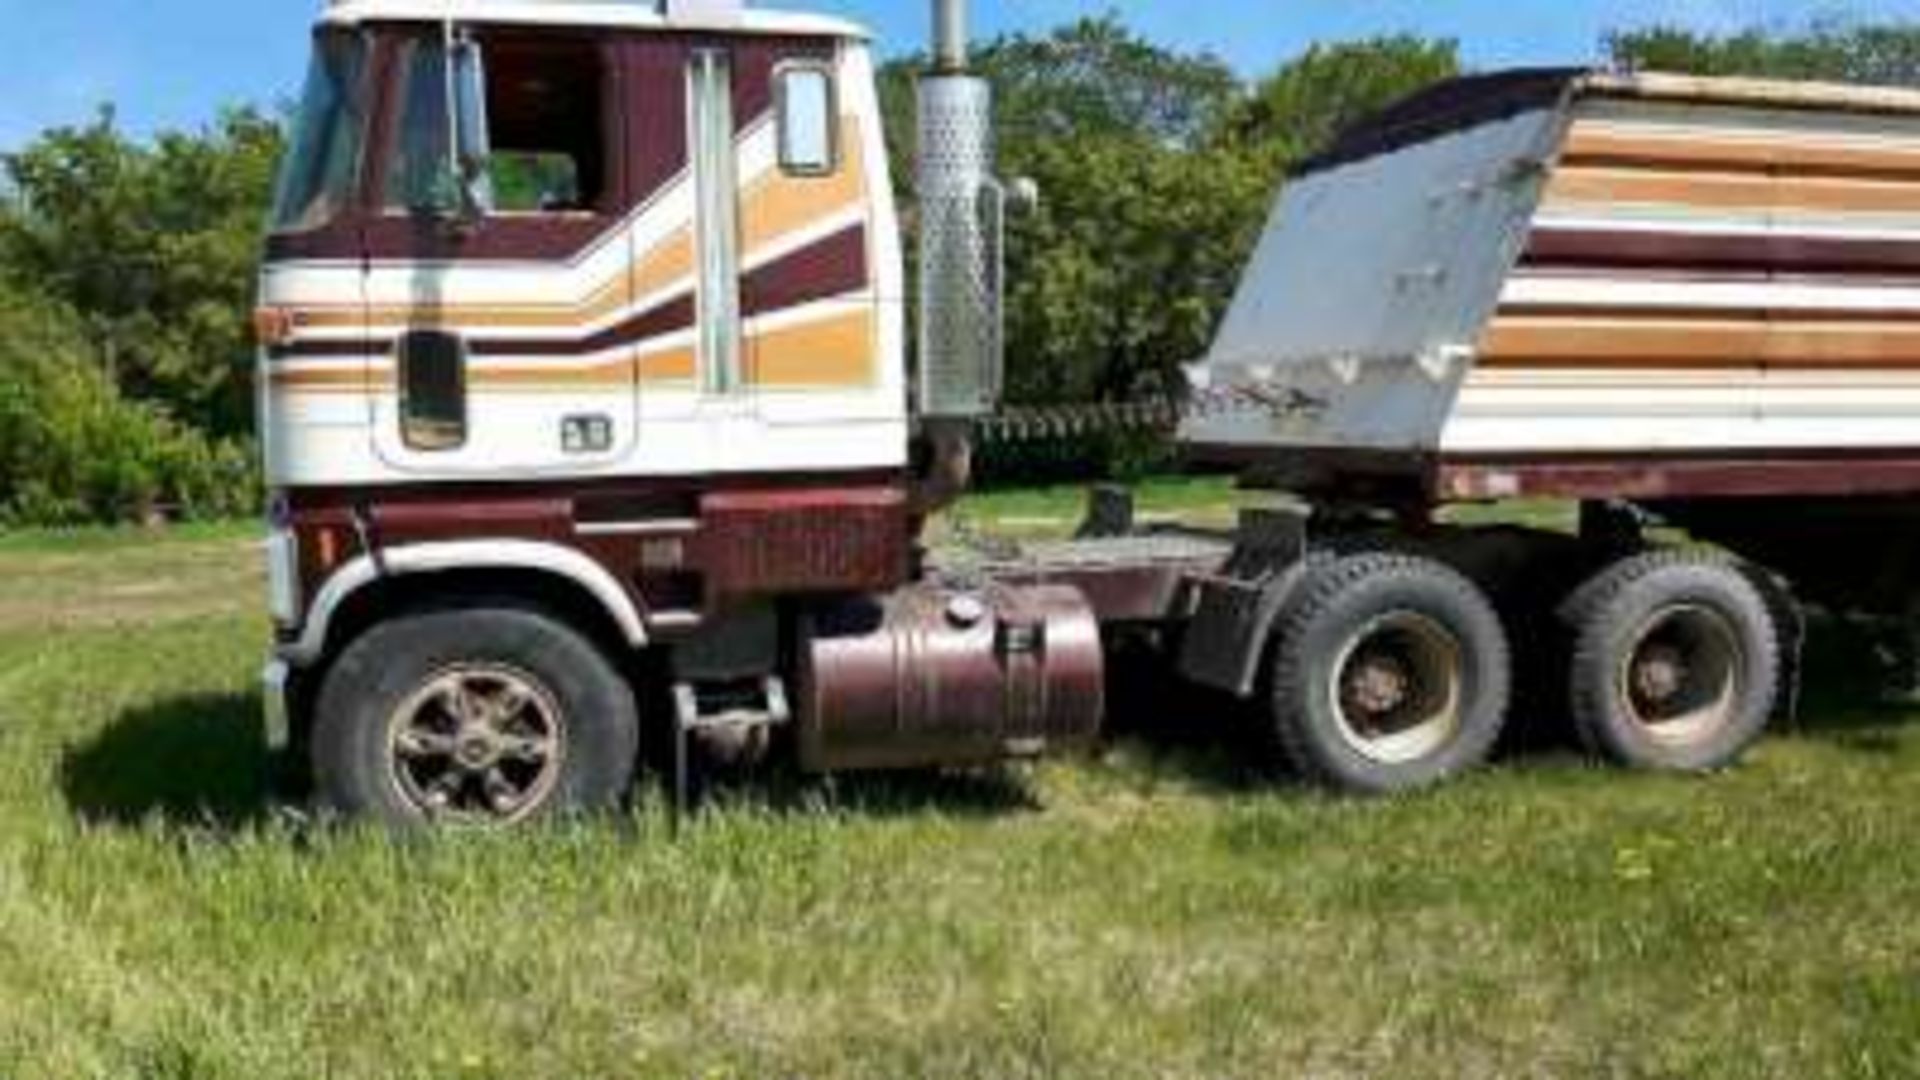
top-left (1189, 68), bottom-right (1920, 512)
top-left (254, 0), bottom-right (1920, 828)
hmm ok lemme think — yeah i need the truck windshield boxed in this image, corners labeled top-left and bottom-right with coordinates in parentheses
top-left (270, 33), bottom-right (367, 234)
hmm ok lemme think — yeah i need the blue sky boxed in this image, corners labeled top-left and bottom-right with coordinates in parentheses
top-left (0, 0), bottom-right (1912, 149)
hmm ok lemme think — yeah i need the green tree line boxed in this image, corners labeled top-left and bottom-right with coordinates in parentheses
top-left (0, 18), bottom-right (1913, 524)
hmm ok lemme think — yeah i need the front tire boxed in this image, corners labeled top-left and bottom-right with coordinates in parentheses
top-left (1265, 553), bottom-right (1512, 795)
top-left (1561, 551), bottom-right (1780, 773)
top-left (313, 606), bottom-right (640, 829)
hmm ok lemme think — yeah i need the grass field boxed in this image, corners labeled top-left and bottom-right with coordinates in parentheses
top-left (1, 483), bottom-right (1918, 1078)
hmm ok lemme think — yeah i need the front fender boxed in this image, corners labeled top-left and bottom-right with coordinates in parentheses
top-left (278, 540), bottom-right (650, 667)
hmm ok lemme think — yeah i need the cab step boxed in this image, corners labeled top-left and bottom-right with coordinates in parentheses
top-left (670, 676), bottom-right (792, 824)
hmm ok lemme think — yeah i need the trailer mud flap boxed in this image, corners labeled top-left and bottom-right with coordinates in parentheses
top-left (1177, 507), bottom-right (1311, 698)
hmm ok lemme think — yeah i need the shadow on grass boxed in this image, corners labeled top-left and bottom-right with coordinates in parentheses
top-left (63, 616), bottom-right (1916, 834)
top-left (69, 690), bottom-right (1048, 830)
top-left (689, 766), bottom-right (1048, 820)
top-left (1099, 649), bottom-right (1279, 793)
top-left (59, 692), bottom-right (278, 830)
top-left (678, 637), bottom-right (1272, 813)
top-left (1078, 614), bottom-right (1920, 789)
top-left (1785, 616), bottom-right (1920, 755)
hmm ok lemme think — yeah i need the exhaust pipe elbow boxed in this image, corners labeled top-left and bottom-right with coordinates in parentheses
top-left (912, 419), bottom-right (975, 518)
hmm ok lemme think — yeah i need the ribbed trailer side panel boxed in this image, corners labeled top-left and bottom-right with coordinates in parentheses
top-left (1448, 94), bottom-right (1920, 459)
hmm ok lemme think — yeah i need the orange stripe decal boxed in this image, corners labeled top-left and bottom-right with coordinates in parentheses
top-left (271, 308), bottom-right (877, 393)
top-left (1546, 164), bottom-right (1920, 215)
top-left (638, 347), bottom-right (697, 383)
top-left (747, 309), bottom-right (875, 387)
top-left (740, 123), bottom-right (867, 254)
top-left (1562, 123), bottom-right (1920, 179)
top-left (1481, 314), bottom-right (1920, 369)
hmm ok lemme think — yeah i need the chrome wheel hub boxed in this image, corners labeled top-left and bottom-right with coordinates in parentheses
top-left (387, 665), bottom-right (566, 825)
top-left (1329, 612), bottom-right (1466, 765)
top-left (1618, 605), bottom-right (1743, 747)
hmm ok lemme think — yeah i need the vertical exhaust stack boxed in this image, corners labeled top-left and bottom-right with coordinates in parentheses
top-left (917, 0), bottom-right (1000, 418)
top-left (914, 0), bottom-right (1002, 513)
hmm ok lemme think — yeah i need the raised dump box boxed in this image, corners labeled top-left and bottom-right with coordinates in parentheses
top-left (1186, 70), bottom-right (1920, 505)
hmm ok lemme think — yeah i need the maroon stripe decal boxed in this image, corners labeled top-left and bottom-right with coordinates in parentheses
top-left (1524, 227), bottom-right (1920, 275)
top-left (1513, 264), bottom-right (1920, 289)
top-left (1558, 151), bottom-right (1920, 185)
top-left (740, 224), bottom-right (868, 317)
top-left (1496, 303), bottom-right (1920, 324)
top-left (269, 339), bottom-right (371, 361)
top-left (269, 224), bottom-right (866, 362)
top-left (360, 214), bottom-right (624, 264)
top-left (730, 37), bottom-right (834, 131)
top-left (270, 294), bottom-right (696, 362)
top-left (288, 468), bottom-right (909, 510)
top-left (1439, 450), bottom-right (1920, 501)
top-left (471, 295), bottom-right (696, 358)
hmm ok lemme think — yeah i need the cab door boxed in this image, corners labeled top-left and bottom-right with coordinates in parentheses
top-left (365, 25), bottom-right (637, 477)
top-left (654, 38), bottom-right (887, 474)
top-left (624, 39), bottom-right (766, 472)
top-left (737, 40), bottom-right (876, 406)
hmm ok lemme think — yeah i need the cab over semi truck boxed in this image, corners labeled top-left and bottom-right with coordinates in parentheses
top-left (257, 0), bottom-right (1920, 827)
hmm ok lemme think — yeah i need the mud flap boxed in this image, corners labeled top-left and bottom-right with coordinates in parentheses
top-left (1176, 507), bottom-right (1311, 698)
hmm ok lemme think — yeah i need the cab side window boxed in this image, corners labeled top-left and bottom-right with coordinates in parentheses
top-left (776, 64), bottom-right (837, 176)
top-left (385, 31), bottom-right (612, 216)
top-left (484, 36), bottom-right (610, 213)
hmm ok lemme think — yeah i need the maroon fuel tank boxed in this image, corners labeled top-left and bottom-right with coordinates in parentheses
top-left (796, 584), bottom-right (1106, 772)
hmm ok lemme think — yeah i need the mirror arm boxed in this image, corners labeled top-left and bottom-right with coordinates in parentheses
top-left (442, 19), bottom-right (462, 184)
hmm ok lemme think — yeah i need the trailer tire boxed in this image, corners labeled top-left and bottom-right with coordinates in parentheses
top-left (312, 605), bottom-right (639, 829)
top-left (1265, 553), bottom-right (1512, 795)
top-left (1562, 551), bottom-right (1779, 773)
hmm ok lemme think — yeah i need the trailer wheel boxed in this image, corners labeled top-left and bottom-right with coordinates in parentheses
top-left (1266, 554), bottom-right (1512, 795)
top-left (1562, 552), bottom-right (1779, 772)
top-left (312, 606), bottom-right (639, 829)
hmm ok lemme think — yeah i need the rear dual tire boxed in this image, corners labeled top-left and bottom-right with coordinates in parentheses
top-left (1561, 551), bottom-right (1780, 773)
top-left (1264, 554), bottom-right (1513, 795)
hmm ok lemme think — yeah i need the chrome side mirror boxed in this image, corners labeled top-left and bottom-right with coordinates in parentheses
top-left (448, 30), bottom-right (492, 224)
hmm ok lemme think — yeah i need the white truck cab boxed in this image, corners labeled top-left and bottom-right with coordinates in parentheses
top-left (259, 0), bottom-right (908, 489)
top-left (259, 0), bottom-right (1077, 828)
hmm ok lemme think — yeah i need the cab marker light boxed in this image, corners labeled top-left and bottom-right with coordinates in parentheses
top-left (253, 306), bottom-right (297, 348)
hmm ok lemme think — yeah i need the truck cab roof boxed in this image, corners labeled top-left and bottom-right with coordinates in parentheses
top-left (319, 0), bottom-right (871, 40)
top-left (1300, 66), bottom-right (1920, 178)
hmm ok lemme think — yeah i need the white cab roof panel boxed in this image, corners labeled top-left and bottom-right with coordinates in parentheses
top-left (320, 0), bottom-right (870, 39)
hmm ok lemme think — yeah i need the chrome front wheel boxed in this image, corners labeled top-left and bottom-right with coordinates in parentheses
top-left (387, 665), bottom-right (568, 826)
top-left (312, 606), bottom-right (640, 830)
